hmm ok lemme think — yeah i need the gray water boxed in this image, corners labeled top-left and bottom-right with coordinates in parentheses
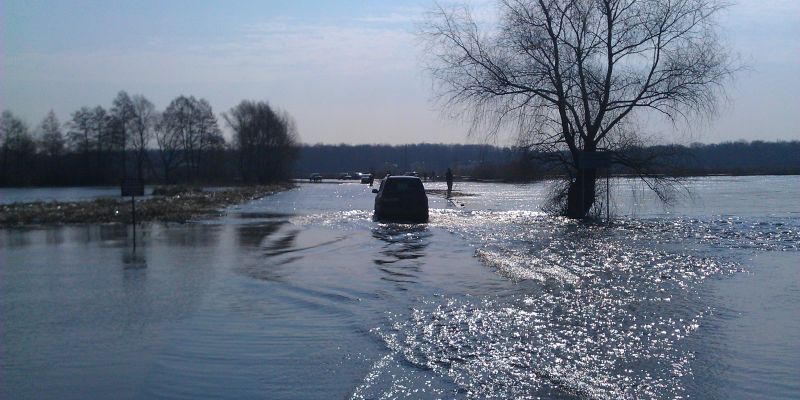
top-left (1, 176), bottom-right (798, 399)
top-left (0, 186), bottom-right (155, 204)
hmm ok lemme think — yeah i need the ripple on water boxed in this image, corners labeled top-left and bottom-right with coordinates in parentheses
top-left (291, 206), bottom-right (799, 399)
top-left (346, 207), bottom-right (797, 399)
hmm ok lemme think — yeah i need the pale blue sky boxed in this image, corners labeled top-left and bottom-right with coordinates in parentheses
top-left (1, 0), bottom-right (798, 145)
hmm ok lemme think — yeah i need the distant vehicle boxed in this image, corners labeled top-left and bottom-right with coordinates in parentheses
top-left (338, 173), bottom-right (351, 180)
top-left (372, 176), bottom-right (428, 223)
top-left (360, 173), bottom-right (372, 184)
top-left (309, 173), bottom-right (322, 182)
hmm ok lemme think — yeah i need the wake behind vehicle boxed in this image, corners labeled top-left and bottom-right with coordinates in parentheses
top-left (372, 176), bottom-right (429, 223)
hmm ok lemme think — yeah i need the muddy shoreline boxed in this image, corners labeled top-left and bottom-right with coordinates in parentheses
top-left (0, 184), bottom-right (294, 228)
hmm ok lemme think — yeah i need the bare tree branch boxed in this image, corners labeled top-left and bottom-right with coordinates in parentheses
top-left (421, 0), bottom-right (734, 218)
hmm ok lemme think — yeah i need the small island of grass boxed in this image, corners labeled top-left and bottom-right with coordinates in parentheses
top-left (0, 184), bottom-right (293, 228)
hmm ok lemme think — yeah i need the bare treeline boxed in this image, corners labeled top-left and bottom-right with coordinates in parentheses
top-left (0, 91), bottom-right (299, 187)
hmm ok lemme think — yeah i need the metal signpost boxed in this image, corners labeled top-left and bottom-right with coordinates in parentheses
top-left (121, 178), bottom-right (145, 249)
top-left (578, 151), bottom-right (613, 224)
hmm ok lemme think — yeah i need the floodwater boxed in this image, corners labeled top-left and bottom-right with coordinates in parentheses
top-left (1, 176), bottom-right (798, 399)
top-left (0, 186), bottom-right (155, 204)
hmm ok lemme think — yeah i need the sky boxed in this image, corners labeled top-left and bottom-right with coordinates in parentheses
top-left (1, 0), bottom-right (798, 145)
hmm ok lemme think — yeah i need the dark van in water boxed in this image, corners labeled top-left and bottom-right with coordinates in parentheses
top-left (372, 176), bottom-right (429, 222)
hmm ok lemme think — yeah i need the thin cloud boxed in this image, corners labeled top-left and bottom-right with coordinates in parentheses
top-left (4, 17), bottom-right (418, 85)
top-left (238, 19), bottom-right (417, 76)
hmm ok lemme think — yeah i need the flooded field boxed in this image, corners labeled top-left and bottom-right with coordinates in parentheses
top-left (0, 186), bottom-right (155, 204)
top-left (1, 176), bottom-right (799, 399)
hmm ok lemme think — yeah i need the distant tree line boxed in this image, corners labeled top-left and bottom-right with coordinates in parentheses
top-left (2, 95), bottom-right (796, 187)
top-left (294, 143), bottom-right (519, 178)
top-left (0, 92), bottom-right (299, 187)
top-left (294, 141), bottom-right (800, 181)
top-left (654, 141), bottom-right (800, 176)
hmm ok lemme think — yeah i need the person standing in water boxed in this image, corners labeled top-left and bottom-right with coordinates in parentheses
top-left (445, 168), bottom-right (453, 198)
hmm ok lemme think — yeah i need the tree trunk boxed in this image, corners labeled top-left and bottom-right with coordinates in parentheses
top-left (1, 146), bottom-right (8, 186)
top-left (136, 149), bottom-right (145, 182)
top-left (566, 168), bottom-right (596, 219)
top-left (163, 164), bottom-right (171, 184)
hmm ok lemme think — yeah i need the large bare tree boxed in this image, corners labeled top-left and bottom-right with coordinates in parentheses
top-left (0, 111), bottom-right (36, 186)
top-left (153, 111), bottom-right (181, 183)
top-left (37, 110), bottom-right (66, 185)
top-left (129, 95), bottom-right (156, 182)
top-left (39, 110), bottom-right (65, 158)
top-left (225, 100), bottom-right (300, 183)
top-left (111, 91), bottom-right (135, 179)
top-left (161, 95), bottom-right (223, 182)
top-left (422, 0), bottom-right (734, 218)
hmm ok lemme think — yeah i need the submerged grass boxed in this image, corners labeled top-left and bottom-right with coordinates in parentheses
top-left (0, 184), bottom-right (294, 228)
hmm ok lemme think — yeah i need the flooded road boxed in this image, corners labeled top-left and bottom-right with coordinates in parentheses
top-left (2, 176), bottom-right (799, 399)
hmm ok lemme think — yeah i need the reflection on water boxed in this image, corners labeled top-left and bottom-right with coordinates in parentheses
top-left (122, 250), bottom-right (147, 270)
top-left (1, 177), bottom-right (799, 399)
top-left (235, 221), bottom-right (296, 282)
top-left (44, 228), bottom-right (65, 245)
top-left (235, 221), bottom-right (286, 248)
top-left (160, 224), bottom-right (222, 247)
top-left (1, 223), bottom-right (224, 400)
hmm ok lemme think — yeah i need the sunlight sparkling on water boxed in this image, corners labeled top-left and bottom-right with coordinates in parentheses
top-left (284, 180), bottom-right (799, 399)
top-left (336, 210), bottom-right (754, 398)
top-left (2, 177), bottom-right (799, 399)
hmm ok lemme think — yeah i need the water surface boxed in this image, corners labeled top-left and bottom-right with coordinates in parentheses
top-left (2, 176), bottom-right (798, 399)
top-left (0, 186), bottom-right (155, 204)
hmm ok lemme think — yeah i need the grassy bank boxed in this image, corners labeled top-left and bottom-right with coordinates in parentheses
top-left (0, 184), bottom-right (294, 228)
